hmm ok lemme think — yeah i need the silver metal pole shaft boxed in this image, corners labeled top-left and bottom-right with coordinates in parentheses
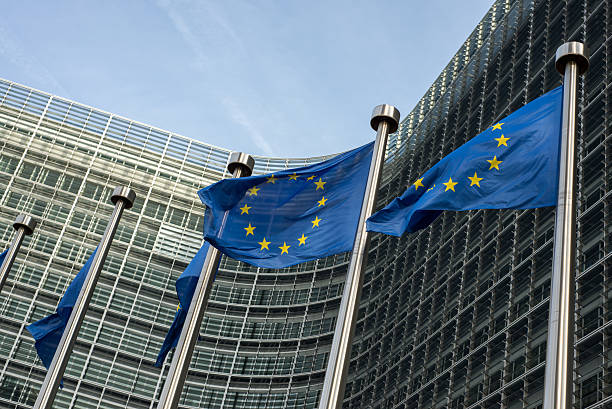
top-left (318, 104), bottom-right (400, 409)
top-left (156, 152), bottom-right (254, 409)
top-left (543, 42), bottom-right (588, 409)
top-left (0, 214), bottom-right (37, 293)
top-left (34, 186), bottom-right (135, 409)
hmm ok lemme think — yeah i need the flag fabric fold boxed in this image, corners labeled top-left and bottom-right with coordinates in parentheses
top-left (155, 243), bottom-right (210, 367)
top-left (198, 142), bottom-right (373, 269)
top-left (0, 249), bottom-right (7, 267)
top-left (367, 86), bottom-right (563, 236)
top-left (27, 248), bottom-right (97, 370)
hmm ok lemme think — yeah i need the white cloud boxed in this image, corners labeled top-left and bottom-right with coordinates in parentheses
top-left (156, 0), bottom-right (209, 70)
top-left (222, 97), bottom-right (275, 156)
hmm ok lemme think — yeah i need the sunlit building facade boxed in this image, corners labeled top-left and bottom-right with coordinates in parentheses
top-left (0, 77), bottom-right (334, 408)
top-left (0, 0), bottom-right (609, 408)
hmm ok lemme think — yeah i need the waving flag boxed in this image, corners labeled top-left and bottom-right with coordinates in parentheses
top-left (198, 142), bottom-right (373, 268)
top-left (367, 86), bottom-right (563, 236)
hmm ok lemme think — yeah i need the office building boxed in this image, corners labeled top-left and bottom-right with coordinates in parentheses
top-left (0, 0), bottom-right (609, 407)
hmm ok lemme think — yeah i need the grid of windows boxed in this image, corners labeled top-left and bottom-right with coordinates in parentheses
top-left (0, 76), bottom-right (334, 408)
top-left (344, 0), bottom-right (611, 408)
top-left (0, 0), bottom-right (609, 407)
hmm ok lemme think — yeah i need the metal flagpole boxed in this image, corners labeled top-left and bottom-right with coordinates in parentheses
top-left (543, 42), bottom-right (589, 409)
top-left (318, 104), bottom-right (400, 409)
top-left (0, 214), bottom-right (37, 293)
top-left (156, 152), bottom-right (254, 409)
top-left (33, 186), bottom-right (136, 409)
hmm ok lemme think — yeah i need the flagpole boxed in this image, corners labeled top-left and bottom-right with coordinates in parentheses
top-left (318, 104), bottom-right (399, 409)
top-left (543, 42), bottom-right (588, 409)
top-left (33, 186), bottom-right (135, 409)
top-left (156, 152), bottom-right (254, 409)
top-left (0, 214), bottom-right (37, 293)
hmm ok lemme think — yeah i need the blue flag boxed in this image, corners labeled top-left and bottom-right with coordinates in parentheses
top-left (198, 142), bottom-right (373, 269)
top-left (367, 86), bottom-right (563, 236)
top-left (0, 249), bottom-right (6, 268)
top-left (155, 243), bottom-right (210, 367)
top-left (27, 248), bottom-right (97, 370)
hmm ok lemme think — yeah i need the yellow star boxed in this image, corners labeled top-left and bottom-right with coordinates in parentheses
top-left (468, 172), bottom-right (483, 187)
top-left (279, 242), bottom-right (290, 254)
top-left (311, 216), bottom-right (321, 228)
top-left (443, 177), bottom-right (457, 192)
top-left (176, 303), bottom-right (181, 312)
top-left (307, 175), bottom-right (316, 180)
top-left (487, 156), bottom-right (502, 170)
top-left (317, 196), bottom-right (328, 207)
top-left (247, 186), bottom-right (260, 196)
top-left (266, 174), bottom-right (276, 184)
top-left (414, 178), bottom-right (424, 190)
top-left (314, 178), bottom-right (326, 190)
top-left (244, 223), bottom-right (256, 236)
top-left (495, 134), bottom-right (509, 147)
top-left (258, 237), bottom-right (270, 250)
top-left (289, 173), bottom-right (299, 181)
top-left (492, 122), bottom-right (504, 131)
top-left (239, 204), bottom-right (251, 214)
top-left (427, 184), bottom-right (436, 192)
top-left (298, 233), bottom-right (308, 246)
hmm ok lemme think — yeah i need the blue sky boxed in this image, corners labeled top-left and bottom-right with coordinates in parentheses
top-left (1, 1), bottom-right (493, 157)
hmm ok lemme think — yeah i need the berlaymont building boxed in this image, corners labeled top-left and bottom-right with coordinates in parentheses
top-left (0, 0), bottom-right (610, 408)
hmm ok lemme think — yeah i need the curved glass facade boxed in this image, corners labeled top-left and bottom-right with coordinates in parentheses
top-left (0, 77), bottom-right (335, 408)
top-left (0, 0), bottom-right (609, 408)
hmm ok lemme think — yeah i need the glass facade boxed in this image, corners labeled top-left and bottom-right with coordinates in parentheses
top-left (0, 0), bottom-right (609, 408)
top-left (0, 78), bottom-right (333, 408)
top-left (345, 0), bottom-right (610, 408)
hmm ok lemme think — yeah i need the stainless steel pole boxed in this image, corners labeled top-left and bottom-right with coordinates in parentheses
top-left (33, 186), bottom-right (136, 409)
top-left (318, 105), bottom-right (400, 409)
top-left (543, 42), bottom-right (589, 409)
top-left (156, 152), bottom-right (254, 409)
top-left (0, 214), bottom-right (37, 292)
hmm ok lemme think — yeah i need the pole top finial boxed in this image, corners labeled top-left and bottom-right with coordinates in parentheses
top-left (227, 152), bottom-right (255, 177)
top-left (111, 186), bottom-right (136, 209)
top-left (370, 104), bottom-right (400, 133)
top-left (13, 214), bottom-right (37, 235)
top-left (555, 42), bottom-right (589, 75)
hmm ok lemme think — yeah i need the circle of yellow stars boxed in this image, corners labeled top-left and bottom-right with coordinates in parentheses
top-left (238, 172), bottom-right (329, 256)
top-left (412, 122), bottom-right (508, 194)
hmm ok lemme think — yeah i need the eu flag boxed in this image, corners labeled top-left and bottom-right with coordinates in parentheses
top-left (198, 142), bottom-right (373, 268)
top-left (155, 243), bottom-right (209, 367)
top-left (27, 248), bottom-right (97, 370)
top-left (367, 86), bottom-right (563, 236)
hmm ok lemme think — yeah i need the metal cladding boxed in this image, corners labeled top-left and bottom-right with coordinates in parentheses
top-left (0, 1), bottom-right (609, 408)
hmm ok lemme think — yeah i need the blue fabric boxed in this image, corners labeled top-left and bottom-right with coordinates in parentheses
top-left (27, 248), bottom-right (97, 370)
top-left (198, 142), bottom-right (373, 269)
top-left (155, 243), bottom-right (210, 367)
top-left (367, 86), bottom-right (563, 236)
top-left (0, 249), bottom-right (6, 268)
